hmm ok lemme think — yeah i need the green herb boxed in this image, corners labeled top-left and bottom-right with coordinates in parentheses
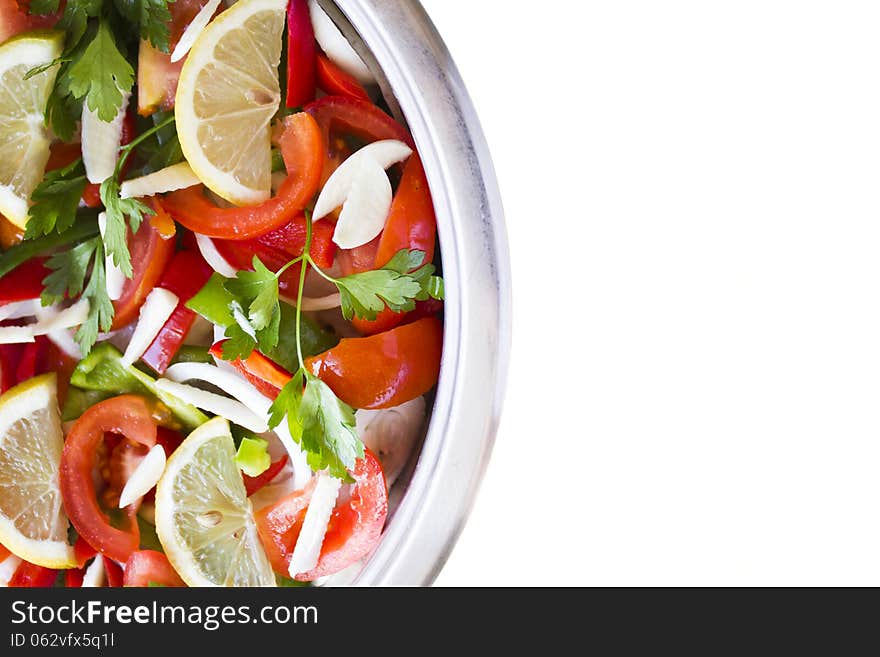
top-left (222, 258), bottom-right (282, 360)
top-left (112, 0), bottom-right (175, 53)
top-left (71, 343), bottom-right (209, 429)
top-left (24, 159), bottom-right (88, 239)
top-left (333, 249), bottom-right (443, 321)
top-left (235, 437), bottom-right (272, 477)
top-left (39, 236), bottom-right (114, 354)
top-left (0, 214), bottom-right (99, 278)
top-left (67, 19), bottom-right (134, 122)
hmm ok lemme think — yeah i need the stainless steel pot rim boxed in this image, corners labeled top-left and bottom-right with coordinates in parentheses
top-left (318, 0), bottom-right (512, 586)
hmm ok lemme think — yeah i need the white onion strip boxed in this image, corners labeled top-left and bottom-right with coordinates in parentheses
top-left (35, 305), bottom-right (82, 360)
top-left (171, 0), bottom-right (223, 63)
top-left (312, 140), bottom-right (412, 221)
top-left (288, 473), bottom-right (341, 577)
top-left (119, 162), bottom-right (201, 199)
top-left (155, 378), bottom-right (269, 433)
top-left (0, 299), bottom-right (40, 322)
top-left (0, 299), bottom-right (90, 344)
top-left (332, 157), bottom-right (392, 249)
top-left (122, 288), bottom-right (179, 366)
top-left (82, 94), bottom-right (129, 184)
top-left (308, 0), bottom-right (374, 84)
top-left (99, 212), bottom-right (125, 301)
top-left (118, 445), bottom-right (166, 509)
top-left (280, 293), bottom-right (342, 312)
top-left (81, 556), bottom-right (106, 587)
top-left (196, 233), bottom-right (238, 277)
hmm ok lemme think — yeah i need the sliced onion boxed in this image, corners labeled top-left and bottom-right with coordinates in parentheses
top-left (0, 299), bottom-right (40, 322)
top-left (196, 233), bottom-right (237, 277)
top-left (119, 162), bottom-right (201, 199)
top-left (118, 445), bottom-right (166, 509)
top-left (312, 140), bottom-right (412, 221)
top-left (34, 305), bottom-right (82, 360)
top-left (288, 473), bottom-right (341, 577)
top-left (98, 212), bottom-right (125, 301)
top-left (308, 0), bottom-right (374, 84)
top-left (280, 292), bottom-right (342, 312)
top-left (171, 0), bottom-right (223, 62)
top-left (82, 94), bottom-right (130, 184)
top-left (122, 288), bottom-right (179, 366)
top-left (81, 555), bottom-right (106, 587)
top-left (273, 419), bottom-right (313, 490)
top-left (0, 299), bottom-right (90, 344)
top-left (332, 157), bottom-right (392, 249)
top-left (0, 554), bottom-right (21, 586)
top-left (155, 378), bottom-right (269, 433)
top-left (356, 396), bottom-right (425, 488)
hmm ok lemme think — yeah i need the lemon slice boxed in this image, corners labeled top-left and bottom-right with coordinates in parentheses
top-left (0, 32), bottom-right (63, 229)
top-left (175, 0), bottom-right (286, 206)
top-left (0, 373), bottom-right (75, 569)
top-left (155, 417), bottom-right (275, 587)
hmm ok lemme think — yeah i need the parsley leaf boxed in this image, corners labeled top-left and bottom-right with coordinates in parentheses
top-left (67, 19), bottom-right (135, 122)
top-left (41, 238), bottom-right (99, 306)
top-left (223, 257), bottom-right (282, 354)
top-left (74, 240), bottom-right (115, 354)
top-left (40, 236), bottom-right (115, 355)
top-left (335, 249), bottom-right (444, 321)
top-left (99, 177), bottom-right (154, 277)
top-left (113, 0), bottom-right (175, 53)
top-left (269, 371), bottom-right (364, 482)
top-left (24, 159), bottom-right (88, 239)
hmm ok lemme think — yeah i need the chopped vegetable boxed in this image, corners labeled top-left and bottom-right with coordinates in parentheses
top-left (235, 436), bottom-right (272, 477)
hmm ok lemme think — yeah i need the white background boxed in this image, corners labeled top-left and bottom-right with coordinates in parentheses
top-left (424, 1), bottom-right (880, 586)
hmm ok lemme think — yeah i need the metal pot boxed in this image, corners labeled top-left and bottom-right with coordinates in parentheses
top-left (317, 0), bottom-right (511, 585)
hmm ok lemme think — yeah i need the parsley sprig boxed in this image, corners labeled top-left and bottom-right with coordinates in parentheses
top-left (208, 218), bottom-right (444, 481)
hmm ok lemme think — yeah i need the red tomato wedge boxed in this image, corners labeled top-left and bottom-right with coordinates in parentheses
top-left (306, 317), bottom-right (443, 410)
top-left (243, 455), bottom-right (289, 497)
top-left (60, 396), bottom-right (158, 563)
top-left (162, 112), bottom-right (324, 240)
top-left (255, 450), bottom-right (388, 581)
top-left (123, 550), bottom-right (185, 587)
top-left (111, 209), bottom-right (177, 329)
top-left (0, 0), bottom-right (59, 44)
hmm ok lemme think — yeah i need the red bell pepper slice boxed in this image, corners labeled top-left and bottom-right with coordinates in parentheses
top-left (255, 450), bottom-right (387, 581)
top-left (286, 0), bottom-right (316, 108)
top-left (123, 550), bottom-right (186, 587)
top-left (0, 257), bottom-right (48, 305)
top-left (162, 112), bottom-right (325, 240)
top-left (208, 340), bottom-right (292, 398)
top-left (9, 561), bottom-right (57, 587)
top-left (59, 396), bottom-right (158, 563)
top-left (306, 317), bottom-right (443, 410)
top-left (0, 344), bottom-right (23, 393)
top-left (243, 455), bottom-right (289, 497)
top-left (104, 556), bottom-right (125, 587)
top-left (316, 53), bottom-right (370, 101)
top-left (14, 340), bottom-right (39, 383)
top-left (211, 215), bottom-right (336, 294)
top-left (141, 250), bottom-right (213, 374)
top-left (64, 568), bottom-right (85, 588)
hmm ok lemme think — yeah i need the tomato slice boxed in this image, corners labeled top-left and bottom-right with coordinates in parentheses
top-left (141, 250), bottom-right (213, 374)
top-left (316, 53), bottom-right (370, 101)
top-left (60, 396), bottom-right (158, 563)
top-left (123, 550), bottom-right (186, 587)
top-left (162, 112), bottom-right (324, 240)
top-left (8, 561), bottom-right (57, 587)
top-left (255, 450), bottom-right (388, 581)
top-left (111, 209), bottom-right (177, 329)
top-left (306, 317), bottom-right (443, 410)
top-left (104, 556), bottom-right (124, 587)
top-left (64, 568), bottom-right (85, 587)
top-left (0, 0), bottom-right (59, 44)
